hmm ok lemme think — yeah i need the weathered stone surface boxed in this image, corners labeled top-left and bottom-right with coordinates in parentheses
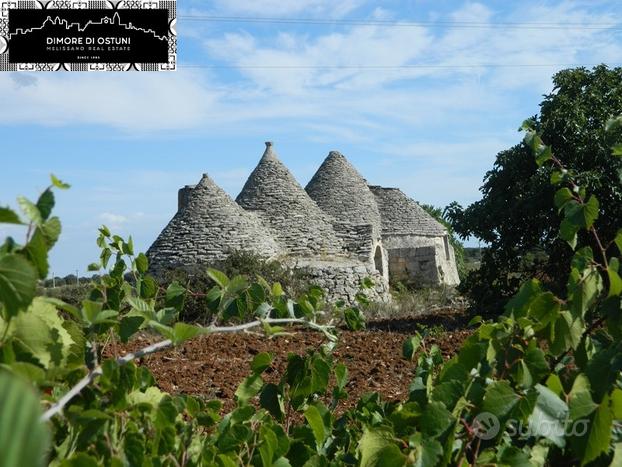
top-left (147, 173), bottom-right (281, 272)
top-left (293, 258), bottom-right (390, 305)
top-left (370, 186), bottom-right (460, 286)
top-left (147, 142), bottom-right (461, 303)
top-left (369, 186), bottom-right (447, 237)
top-left (306, 151), bottom-right (382, 232)
top-left (236, 143), bottom-right (346, 258)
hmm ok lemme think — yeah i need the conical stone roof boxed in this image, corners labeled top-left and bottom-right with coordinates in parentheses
top-left (147, 173), bottom-right (281, 271)
top-left (305, 151), bottom-right (382, 231)
top-left (236, 142), bottom-right (345, 257)
top-left (369, 186), bottom-right (447, 237)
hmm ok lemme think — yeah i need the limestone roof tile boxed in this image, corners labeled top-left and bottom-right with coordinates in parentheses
top-left (305, 151), bottom-right (382, 231)
top-left (368, 185), bottom-right (447, 237)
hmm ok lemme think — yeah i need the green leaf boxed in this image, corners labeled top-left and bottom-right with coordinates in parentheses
top-left (529, 384), bottom-right (569, 448)
top-left (335, 363), bottom-right (348, 390)
top-left (505, 279), bottom-right (541, 318)
top-left (259, 384), bottom-right (284, 421)
top-left (235, 374), bottom-right (263, 405)
top-left (529, 292), bottom-right (560, 330)
top-left (568, 374), bottom-right (597, 421)
top-left (0, 372), bottom-right (49, 467)
top-left (22, 229), bottom-right (49, 279)
top-left (99, 225), bottom-right (111, 237)
top-left (545, 374), bottom-right (564, 397)
top-left (119, 316), bottom-right (144, 343)
top-left (216, 454), bottom-right (239, 467)
top-left (358, 428), bottom-right (406, 467)
top-left (50, 174), bottom-right (70, 189)
top-left (35, 189), bottom-right (54, 221)
top-left (497, 445), bottom-right (531, 467)
top-left (535, 145), bottom-right (553, 166)
top-left (616, 231), bottom-right (622, 256)
top-left (172, 322), bottom-right (200, 345)
top-left (0, 253), bottom-right (38, 318)
top-left (565, 196), bottom-right (599, 230)
top-left (251, 352), bottom-right (272, 374)
top-left (135, 253), bottom-right (148, 274)
top-left (550, 311), bottom-right (583, 356)
top-left (0, 207), bottom-right (22, 225)
top-left (259, 426), bottom-right (278, 467)
top-left (411, 433), bottom-right (442, 467)
top-left (41, 217), bottom-right (61, 248)
top-left (207, 268), bottom-right (229, 288)
top-left (17, 196), bottom-right (42, 225)
top-left (139, 275), bottom-right (158, 300)
top-left (554, 188), bottom-right (574, 211)
top-left (572, 394), bottom-right (613, 465)
top-left (402, 335), bottom-right (422, 361)
top-left (90, 309), bottom-right (118, 325)
top-left (613, 143), bottom-right (622, 157)
top-left (304, 405), bottom-right (326, 447)
top-left (8, 297), bottom-right (78, 369)
top-left (271, 282), bottom-right (284, 297)
top-left (482, 381), bottom-right (520, 418)
top-left (344, 307), bottom-right (366, 331)
top-left (420, 401), bottom-right (454, 438)
top-left (607, 261), bottom-right (622, 297)
top-left (165, 281), bottom-right (186, 312)
top-left (518, 347), bottom-right (549, 388)
top-left (559, 218), bottom-right (579, 249)
top-left (611, 388), bottom-right (622, 419)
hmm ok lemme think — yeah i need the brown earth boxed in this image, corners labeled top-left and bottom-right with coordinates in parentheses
top-left (117, 308), bottom-right (473, 413)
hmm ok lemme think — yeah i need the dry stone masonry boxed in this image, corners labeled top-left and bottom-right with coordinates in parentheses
top-left (147, 173), bottom-right (281, 272)
top-left (148, 142), bottom-right (460, 304)
top-left (236, 143), bottom-right (345, 259)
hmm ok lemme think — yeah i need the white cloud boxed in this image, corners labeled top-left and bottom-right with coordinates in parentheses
top-left (210, 0), bottom-right (365, 17)
top-left (204, 1), bottom-right (620, 95)
top-left (99, 212), bottom-right (128, 229)
top-left (0, 70), bottom-right (218, 132)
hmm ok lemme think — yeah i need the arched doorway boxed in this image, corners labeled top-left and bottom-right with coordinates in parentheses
top-left (374, 245), bottom-right (384, 276)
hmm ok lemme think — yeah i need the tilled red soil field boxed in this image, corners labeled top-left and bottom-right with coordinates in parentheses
top-left (119, 309), bottom-right (473, 412)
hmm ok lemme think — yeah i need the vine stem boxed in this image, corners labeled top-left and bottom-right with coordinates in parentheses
top-left (41, 318), bottom-right (334, 422)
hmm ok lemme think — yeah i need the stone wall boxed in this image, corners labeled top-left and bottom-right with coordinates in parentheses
top-left (382, 234), bottom-right (460, 286)
top-left (293, 259), bottom-right (391, 305)
top-left (332, 222), bottom-right (375, 262)
top-left (332, 222), bottom-right (389, 281)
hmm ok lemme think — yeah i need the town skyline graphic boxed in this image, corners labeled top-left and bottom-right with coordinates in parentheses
top-left (9, 11), bottom-right (167, 41)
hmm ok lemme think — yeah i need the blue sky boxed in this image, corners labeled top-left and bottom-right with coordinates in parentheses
top-left (1, 0), bottom-right (621, 277)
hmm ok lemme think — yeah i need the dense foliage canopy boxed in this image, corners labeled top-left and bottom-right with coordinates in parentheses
top-left (449, 65), bottom-right (622, 312)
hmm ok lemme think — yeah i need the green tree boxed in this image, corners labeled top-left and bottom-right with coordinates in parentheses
top-left (449, 65), bottom-right (622, 313)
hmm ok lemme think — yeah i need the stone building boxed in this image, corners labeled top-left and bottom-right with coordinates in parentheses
top-left (147, 142), bottom-right (459, 302)
top-left (369, 186), bottom-right (460, 286)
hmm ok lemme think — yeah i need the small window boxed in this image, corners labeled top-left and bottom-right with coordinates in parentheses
top-left (443, 236), bottom-right (450, 261)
